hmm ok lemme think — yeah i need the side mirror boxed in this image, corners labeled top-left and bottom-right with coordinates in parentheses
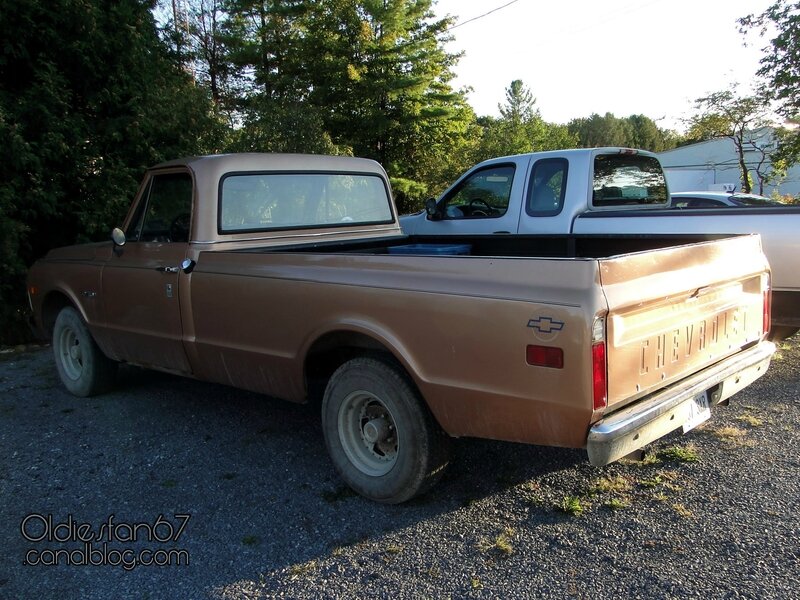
top-left (424, 198), bottom-right (443, 221)
top-left (111, 227), bottom-right (127, 256)
top-left (111, 228), bottom-right (126, 247)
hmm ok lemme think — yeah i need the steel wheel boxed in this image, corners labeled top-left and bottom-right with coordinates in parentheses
top-left (56, 322), bottom-right (85, 382)
top-left (322, 356), bottom-right (451, 503)
top-left (52, 306), bottom-right (117, 397)
top-left (338, 391), bottom-right (399, 477)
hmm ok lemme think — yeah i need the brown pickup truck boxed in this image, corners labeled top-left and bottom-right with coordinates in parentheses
top-left (27, 154), bottom-right (776, 503)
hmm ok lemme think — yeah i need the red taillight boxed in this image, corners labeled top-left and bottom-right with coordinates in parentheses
top-left (592, 341), bottom-right (607, 410)
top-left (526, 345), bottom-right (564, 369)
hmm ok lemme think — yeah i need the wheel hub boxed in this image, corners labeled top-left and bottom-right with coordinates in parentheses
top-left (362, 418), bottom-right (390, 444)
top-left (338, 392), bottom-right (399, 476)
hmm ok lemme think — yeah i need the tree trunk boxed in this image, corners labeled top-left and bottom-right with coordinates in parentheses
top-left (734, 134), bottom-right (751, 193)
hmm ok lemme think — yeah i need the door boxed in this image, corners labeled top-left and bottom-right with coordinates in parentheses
top-left (102, 170), bottom-right (194, 373)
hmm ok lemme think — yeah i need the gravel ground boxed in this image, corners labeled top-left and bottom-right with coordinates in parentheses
top-left (1, 336), bottom-right (799, 599)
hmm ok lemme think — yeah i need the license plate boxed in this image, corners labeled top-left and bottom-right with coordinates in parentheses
top-left (683, 391), bottom-right (711, 433)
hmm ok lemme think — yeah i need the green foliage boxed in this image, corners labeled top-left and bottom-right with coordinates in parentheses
top-left (567, 112), bottom-right (679, 151)
top-left (740, 1), bottom-right (800, 119)
top-left (0, 0), bottom-right (220, 345)
top-left (474, 80), bottom-right (579, 162)
top-left (685, 85), bottom-right (776, 193)
top-left (657, 444), bottom-right (700, 463)
top-left (391, 177), bottom-right (429, 215)
top-left (739, 2), bottom-right (800, 173)
top-left (2, 0), bottom-right (688, 343)
top-left (558, 495), bottom-right (585, 516)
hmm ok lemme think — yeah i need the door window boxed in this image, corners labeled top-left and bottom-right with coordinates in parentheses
top-left (526, 158), bottom-right (568, 216)
top-left (439, 165), bottom-right (514, 219)
top-left (129, 172), bottom-right (193, 242)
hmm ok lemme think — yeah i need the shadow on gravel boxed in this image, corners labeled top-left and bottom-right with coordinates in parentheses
top-left (1, 351), bottom-right (588, 596)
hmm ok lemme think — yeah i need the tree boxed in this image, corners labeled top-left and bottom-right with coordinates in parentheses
top-left (299, 0), bottom-right (473, 205)
top-left (685, 86), bottom-right (775, 193)
top-left (499, 80), bottom-right (536, 123)
top-left (475, 80), bottom-right (577, 161)
top-left (740, 2), bottom-right (800, 118)
top-left (0, 0), bottom-right (219, 344)
top-left (308, 2), bottom-right (468, 167)
top-left (567, 112), bottom-right (678, 151)
top-left (188, 0), bottom-right (236, 114)
top-left (740, 2), bottom-right (800, 171)
top-left (568, 113), bottom-right (632, 148)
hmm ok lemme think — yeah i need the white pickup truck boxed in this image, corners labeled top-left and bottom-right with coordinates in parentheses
top-left (401, 148), bottom-right (800, 339)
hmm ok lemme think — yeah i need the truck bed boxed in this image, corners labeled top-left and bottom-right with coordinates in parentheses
top-left (194, 232), bottom-right (769, 446)
top-left (242, 232), bottom-right (737, 259)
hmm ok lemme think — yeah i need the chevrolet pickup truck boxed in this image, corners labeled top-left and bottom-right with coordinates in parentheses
top-left (401, 148), bottom-right (800, 339)
top-left (27, 153), bottom-right (776, 503)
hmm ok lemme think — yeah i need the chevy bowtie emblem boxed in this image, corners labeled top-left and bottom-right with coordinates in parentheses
top-left (527, 317), bottom-right (564, 334)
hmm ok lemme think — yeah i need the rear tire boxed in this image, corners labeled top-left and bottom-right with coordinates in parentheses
top-left (53, 306), bottom-right (117, 397)
top-left (321, 356), bottom-right (451, 504)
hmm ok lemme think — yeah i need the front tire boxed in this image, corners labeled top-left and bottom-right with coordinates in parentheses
top-left (53, 306), bottom-right (117, 397)
top-left (321, 357), bottom-right (451, 504)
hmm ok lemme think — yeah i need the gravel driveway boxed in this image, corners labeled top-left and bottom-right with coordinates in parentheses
top-left (1, 336), bottom-right (798, 599)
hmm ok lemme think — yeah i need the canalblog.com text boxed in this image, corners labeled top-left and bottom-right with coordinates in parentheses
top-left (20, 513), bottom-right (191, 571)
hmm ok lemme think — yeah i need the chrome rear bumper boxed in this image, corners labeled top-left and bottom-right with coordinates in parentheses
top-left (587, 341), bottom-right (776, 466)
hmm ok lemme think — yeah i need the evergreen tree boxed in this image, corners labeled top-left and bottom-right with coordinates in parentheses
top-left (475, 80), bottom-right (578, 161)
top-left (499, 79), bottom-right (536, 123)
top-left (0, 0), bottom-right (219, 343)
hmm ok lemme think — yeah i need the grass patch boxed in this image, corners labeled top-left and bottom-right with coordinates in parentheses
top-left (220, 472), bottom-right (237, 480)
top-left (639, 469), bottom-right (682, 496)
top-left (604, 497), bottom-right (631, 510)
top-left (161, 479), bottom-right (177, 488)
top-left (672, 503), bottom-right (694, 518)
top-left (639, 452), bottom-right (661, 466)
top-left (639, 475), bottom-right (663, 488)
top-left (477, 527), bottom-right (515, 555)
top-left (590, 475), bottom-right (632, 495)
top-left (713, 426), bottom-right (747, 441)
top-left (242, 535), bottom-right (260, 546)
top-left (558, 495), bottom-right (585, 517)
top-left (288, 560), bottom-right (317, 579)
top-left (712, 426), bottom-right (756, 448)
top-left (735, 414), bottom-right (764, 427)
top-left (658, 444), bottom-right (700, 463)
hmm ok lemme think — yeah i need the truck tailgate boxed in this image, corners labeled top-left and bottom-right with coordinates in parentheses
top-left (598, 235), bottom-right (769, 408)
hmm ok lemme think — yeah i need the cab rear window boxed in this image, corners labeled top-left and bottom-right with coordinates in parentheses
top-left (592, 154), bottom-right (668, 206)
top-left (219, 172), bottom-right (393, 233)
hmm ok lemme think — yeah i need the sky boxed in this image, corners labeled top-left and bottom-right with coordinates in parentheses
top-left (431, 0), bottom-right (775, 131)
